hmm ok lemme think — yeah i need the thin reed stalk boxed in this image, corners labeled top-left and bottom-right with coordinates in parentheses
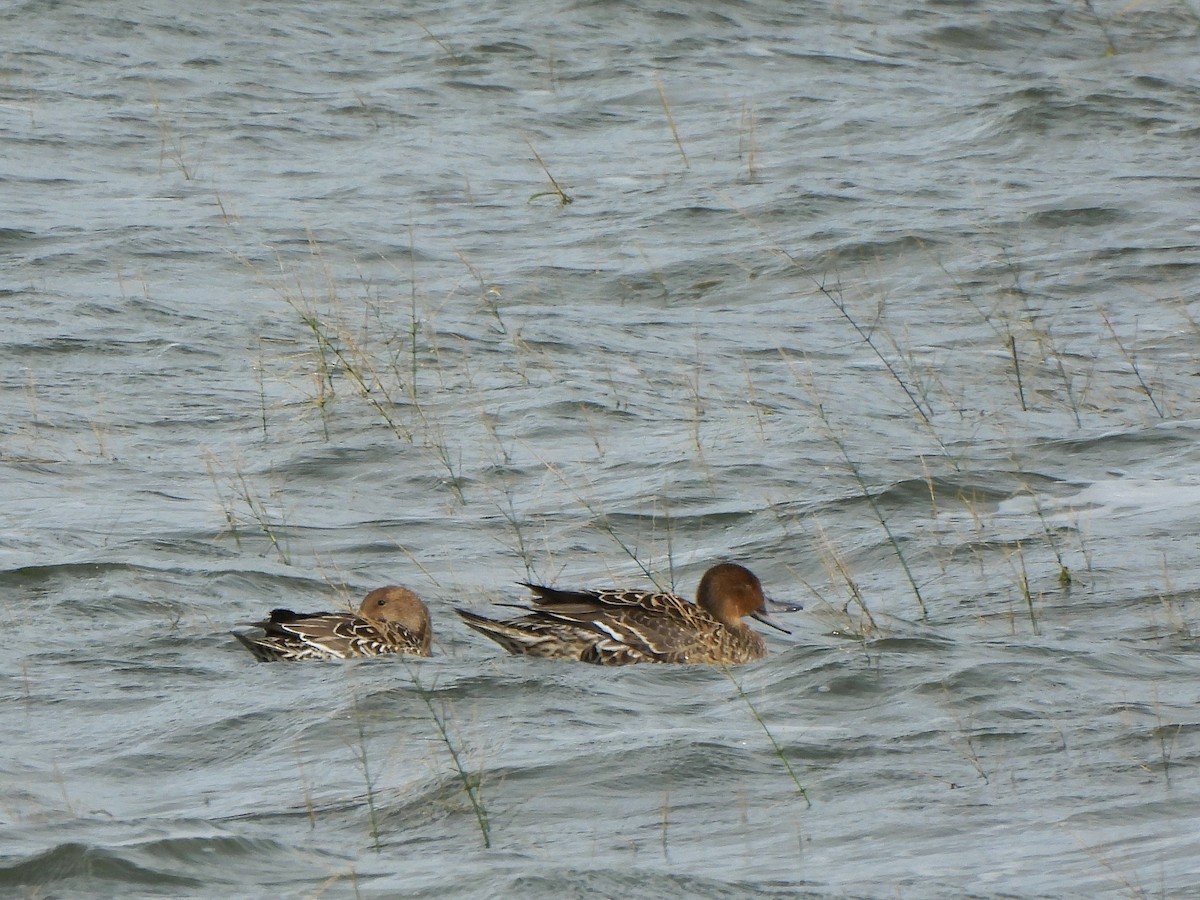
top-left (808, 397), bottom-right (928, 620)
top-left (1009, 334), bottom-right (1027, 411)
top-left (1081, 0), bottom-right (1118, 54)
top-left (1099, 309), bottom-right (1164, 418)
top-left (531, 455), bottom-right (662, 587)
top-left (811, 274), bottom-right (934, 426)
top-left (738, 100), bottom-right (759, 181)
top-left (1015, 547), bottom-right (1039, 635)
top-left (255, 344), bottom-right (269, 440)
top-left (525, 138), bottom-right (572, 205)
top-left (1019, 483), bottom-right (1072, 589)
top-left (722, 666), bottom-right (811, 808)
top-left (812, 520), bottom-right (881, 640)
top-left (149, 92), bottom-right (198, 180)
top-left (348, 696), bottom-right (384, 851)
top-left (655, 74), bottom-right (689, 169)
top-left (402, 662), bottom-right (491, 848)
top-left (942, 690), bottom-right (990, 784)
top-left (205, 454), bottom-right (292, 565)
top-left (778, 257), bottom-right (962, 470)
top-left (492, 478), bottom-right (539, 582)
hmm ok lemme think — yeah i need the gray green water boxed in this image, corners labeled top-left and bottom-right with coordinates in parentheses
top-left (4, 0), bottom-right (1200, 896)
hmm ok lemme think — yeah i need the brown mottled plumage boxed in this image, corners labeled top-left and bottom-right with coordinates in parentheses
top-left (456, 563), bottom-right (791, 666)
top-left (234, 586), bottom-right (432, 661)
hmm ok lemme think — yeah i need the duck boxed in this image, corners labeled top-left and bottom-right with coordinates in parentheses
top-left (234, 585), bottom-right (432, 661)
top-left (455, 562), bottom-right (792, 666)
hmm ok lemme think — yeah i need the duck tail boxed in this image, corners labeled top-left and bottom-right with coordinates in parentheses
top-left (231, 630), bottom-right (283, 662)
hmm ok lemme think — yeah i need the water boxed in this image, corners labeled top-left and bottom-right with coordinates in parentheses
top-left (4, 0), bottom-right (1200, 895)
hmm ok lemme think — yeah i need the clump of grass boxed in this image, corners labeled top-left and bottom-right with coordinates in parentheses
top-left (457, 251), bottom-right (508, 336)
top-left (493, 483), bottom-right (538, 582)
top-left (239, 236), bottom-right (420, 442)
top-left (413, 409), bottom-right (466, 504)
top-left (244, 235), bottom-right (499, 505)
top-left (287, 243), bottom-right (417, 443)
top-left (205, 452), bottom-right (291, 565)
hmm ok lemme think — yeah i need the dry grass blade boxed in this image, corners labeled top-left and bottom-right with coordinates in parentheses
top-left (656, 74), bottom-right (689, 169)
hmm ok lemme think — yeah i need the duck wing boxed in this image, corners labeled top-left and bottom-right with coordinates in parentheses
top-left (521, 584), bottom-right (717, 663)
top-left (259, 612), bottom-right (383, 658)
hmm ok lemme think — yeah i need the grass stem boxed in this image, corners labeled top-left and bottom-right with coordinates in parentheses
top-left (723, 666), bottom-right (811, 808)
top-left (656, 74), bottom-right (690, 169)
top-left (525, 138), bottom-right (572, 205)
top-left (403, 662), bottom-right (491, 848)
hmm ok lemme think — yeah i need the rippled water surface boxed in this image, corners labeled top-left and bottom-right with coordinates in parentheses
top-left (5, 0), bottom-right (1200, 896)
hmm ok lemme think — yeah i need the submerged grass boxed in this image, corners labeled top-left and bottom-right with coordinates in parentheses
top-left (207, 164), bottom-right (1200, 876)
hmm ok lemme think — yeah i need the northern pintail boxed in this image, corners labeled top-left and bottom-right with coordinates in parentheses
top-left (234, 586), bottom-right (432, 661)
top-left (456, 563), bottom-right (791, 665)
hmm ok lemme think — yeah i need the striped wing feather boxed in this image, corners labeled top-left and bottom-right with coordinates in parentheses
top-left (459, 582), bottom-right (768, 666)
top-left (247, 609), bottom-right (426, 659)
top-left (455, 609), bottom-right (601, 660)
top-left (523, 585), bottom-right (723, 664)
